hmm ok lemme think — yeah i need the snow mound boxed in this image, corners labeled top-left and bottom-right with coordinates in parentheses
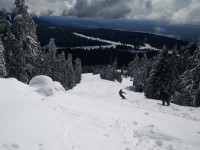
top-left (29, 75), bottom-right (65, 96)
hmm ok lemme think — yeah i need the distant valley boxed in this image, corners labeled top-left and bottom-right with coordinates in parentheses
top-left (35, 16), bottom-right (197, 67)
top-left (34, 16), bottom-right (200, 42)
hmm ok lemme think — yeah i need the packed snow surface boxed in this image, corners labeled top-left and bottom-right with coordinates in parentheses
top-left (0, 74), bottom-right (200, 150)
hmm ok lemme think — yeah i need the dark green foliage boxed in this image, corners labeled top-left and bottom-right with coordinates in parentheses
top-left (173, 66), bottom-right (199, 106)
top-left (173, 43), bottom-right (200, 107)
top-left (0, 38), bottom-right (6, 77)
top-left (129, 41), bottom-right (200, 107)
top-left (144, 47), bottom-right (174, 100)
top-left (0, 1), bottom-right (81, 90)
top-left (59, 52), bottom-right (68, 88)
top-left (128, 54), bottom-right (156, 92)
top-left (42, 39), bottom-right (80, 90)
top-left (133, 54), bottom-right (149, 92)
top-left (74, 57), bottom-right (82, 84)
top-left (37, 26), bottom-right (194, 51)
top-left (100, 60), bottom-right (122, 83)
top-left (128, 55), bottom-right (140, 79)
top-left (66, 53), bottom-right (75, 89)
top-left (0, 0), bottom-right (41, 81)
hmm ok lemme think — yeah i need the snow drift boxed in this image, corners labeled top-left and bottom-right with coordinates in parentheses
top-left (29, 75), bottom-right (65, 96)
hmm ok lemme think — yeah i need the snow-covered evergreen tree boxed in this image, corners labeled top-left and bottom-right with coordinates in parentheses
top-left (66, 53), bottom-right (75, 89)
top-left (45, 38), bottom-right (57, 80)
top-left (181, 49), bottom-right (191, 73)
top-left (74, 57), bottom-right (82, 84)
top-left (144, 47), bottom-right (173, 100)
top-left (0, 0), bottom-right (82, 88)
top-left (133, 54), bottom-right (149, 92)
top-left (59, 52), bottom-right (68, 89)
top-left (100, 59), bottom-right (122, 82)
top-left (106, 65), bottom-right (115, 81)
top-left (14, 0), bottom-right (39, 47)
top-left (0, 9), bottom-right (12, 34)
top-left (41, 39), bottom-right (81, 90)
top-left (193, 42), bottom-right (200, 67)
top-left (0, 39), bottom-right (7, 77)
top-left (128, 54), bottom-right (140, 79)
top-left (3, 31), bottom-right (22, 79)
top-left (169, 45), bottom-right (182, 94)
top-left (12, 0), bottom-right (41, 80)
top-left (173, 42), bottom-right (200, 106)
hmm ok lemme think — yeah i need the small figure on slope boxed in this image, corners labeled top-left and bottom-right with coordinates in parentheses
top-left (119, 89), bottom-right (126, 99)
top-left (160, 90), bottom-right (170, 106)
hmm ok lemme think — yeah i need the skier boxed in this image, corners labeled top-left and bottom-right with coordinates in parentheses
top-left (119, 89), bottom-right (126, 99)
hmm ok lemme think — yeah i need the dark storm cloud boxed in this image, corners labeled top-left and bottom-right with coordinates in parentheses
top-left (65, 0), bottom-right (132, 19)
top-left (145, 0), bottom-right (152, 10)
top-left (0, 0), bottom-right (200, 24)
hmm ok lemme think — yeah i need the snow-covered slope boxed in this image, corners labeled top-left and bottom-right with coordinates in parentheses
top-left (73, 32), bottom-right (135, 49)
top-left (0, 74), bottom-right (200, 150)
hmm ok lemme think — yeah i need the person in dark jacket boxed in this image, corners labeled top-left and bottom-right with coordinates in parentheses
top-left (119, 89), bottom-right (126, 99)
top-left (160, 90), bottom-right (170, 106)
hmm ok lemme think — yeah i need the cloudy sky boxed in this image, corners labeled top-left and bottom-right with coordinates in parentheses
top-left (0, 0), bottom-right (200, 25)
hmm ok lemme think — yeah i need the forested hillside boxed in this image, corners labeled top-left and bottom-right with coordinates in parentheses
top-left (36, 25), bottom-right (196, 68)
top-left (0, 0), bottom-right (81, 90)
top-left (127, 43), bottom-right (200, 107)
top-left (36, 25), bottom-right (196, 50)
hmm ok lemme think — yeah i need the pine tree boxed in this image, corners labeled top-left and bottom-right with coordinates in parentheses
top-left (12, 0), bottom-right (41, 80)
top-left (3, 31), bottom-right (22, 79)
top-left (106, 65), bottom-right (115, 81)
top-left (181, 49), bottom-right (191, 73)
top-left (128, 54), bottom-right (140, 79)
top-left (59, 52), bottom-right (68, 89)
top-left (99, 59), bottom-right (122, 82)
top-left (173, 42), bottom-right (200, 106)
top-left (169, 45), bottom-right (182, 95)
top-left (108, 60), bottom-right (117, 81)
top-left (133, 54), bottom-right (148, 92)
top-left (45, 38), bottom-right (57, 80)
top-left (144, 46), bottom-right (173, 100)
top-left (0, 39), bottom-right (7, 77)
top-left (193, 42), bottom-right (200, 67)
top-left (74, 57), bottom-right (82, 84)
top-left (0, 9), bottom-right (12, 35)
top-left (66, 53), bottom-right (75, 89)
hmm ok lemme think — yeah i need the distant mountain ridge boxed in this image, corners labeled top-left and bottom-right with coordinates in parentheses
top-left (36, 24), bottom-right (196, 52)
top-left (33, 16), bottom-right (200, 42)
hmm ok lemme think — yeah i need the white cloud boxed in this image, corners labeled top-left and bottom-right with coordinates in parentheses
top-left (126, 0), bottom-right (197, 24)
top-left (170, 1), bottom-right (200, 24)
top-left (155, 27), bottom-right (166, 33)
top-left (0, 0), bottom-right (199, 25)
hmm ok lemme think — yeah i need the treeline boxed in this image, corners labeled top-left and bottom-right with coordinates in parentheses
top-left (75, 28), bottom-right (196, 50)
top-left (36, 25), bottom-right (108, 47)
top-left (36, 24), bottom-right (196, 53)
top-left (82, 62), bottom-right (123, 83)
top-left (57, 46), bottom-right (158, 67)
top-left (0, 0), bottom-right (81, 90)
top-left (41, 39), bottom-right (81, 89)
top-left (128, 44), bottom-right (200, 107)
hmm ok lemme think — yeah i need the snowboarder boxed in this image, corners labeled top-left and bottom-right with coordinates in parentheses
top-left (119, 89), bottom-right (126, 99)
